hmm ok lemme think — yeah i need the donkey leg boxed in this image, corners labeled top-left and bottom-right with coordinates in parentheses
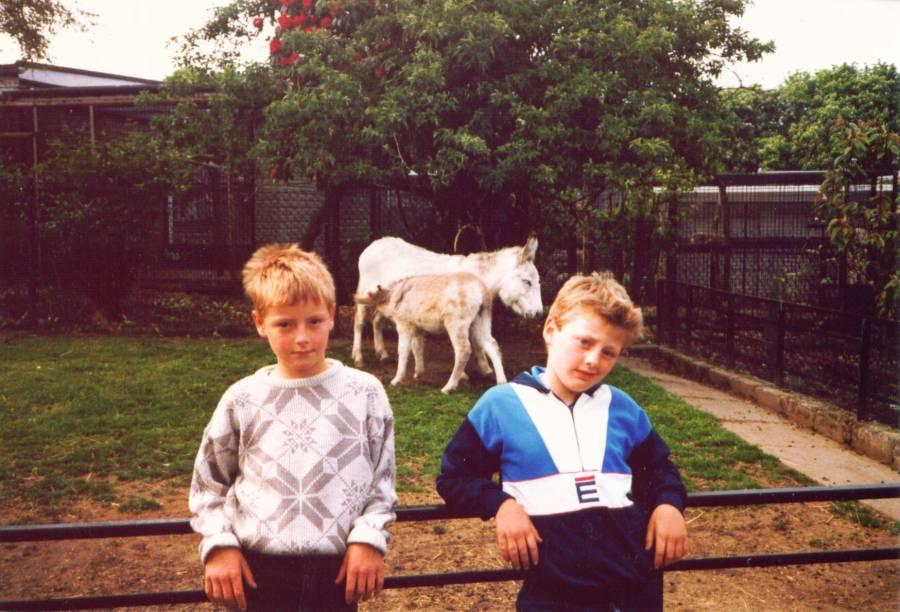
top-left (472, 312), bottom-right (506, 384)
top-left (390, 324), bottom-right (414, 386)
top-left (471, 325), bottom-right (494, 376)
top-left (372, 312), bottom-right (391, 362)
top-left (411, 333), bottom-right (426, 380)
top-left (442, 321), bottom-right (473, 394)
top-left (351, 303), bottom-right (367, 366)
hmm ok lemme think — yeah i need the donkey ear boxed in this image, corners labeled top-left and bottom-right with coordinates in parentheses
top-left (520, 233), bottom-right (538, 263)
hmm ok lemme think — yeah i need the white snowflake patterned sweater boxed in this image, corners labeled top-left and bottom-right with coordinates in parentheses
top-left (189, 359), bottom-right (397, 563)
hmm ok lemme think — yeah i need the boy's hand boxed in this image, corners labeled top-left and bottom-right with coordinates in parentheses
top-left (495, 498), bottom-right (542, 571)
top-left (336, 543), bottom-right (385, 604)
top-left (645, 503), bottom-right (688, 568)
top-left (204, 547), bottom-right (257, 611)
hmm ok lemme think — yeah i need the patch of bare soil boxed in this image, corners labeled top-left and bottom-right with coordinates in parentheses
top-left (2, 315), bottom-right (898, 610)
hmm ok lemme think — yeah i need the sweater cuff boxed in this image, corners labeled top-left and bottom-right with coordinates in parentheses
top-left (200, 532), bottom-right (241, 563)
top-left (481, 489), bottom-right (514, 520)
top-left (655, 491), bottom-right (687, 514)
top-left (347, 523), bottom-right (388, 555)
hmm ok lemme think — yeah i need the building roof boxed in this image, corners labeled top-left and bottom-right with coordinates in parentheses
top-left (0, 61), bottom-right (161, 105)
top-left (1, 60), bottom-right (159, 90)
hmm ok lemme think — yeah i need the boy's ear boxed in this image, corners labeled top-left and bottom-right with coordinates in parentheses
top-left (542, 316), bottom-right (558, 345)
top-left (252, 310), bottom-right (266, 337)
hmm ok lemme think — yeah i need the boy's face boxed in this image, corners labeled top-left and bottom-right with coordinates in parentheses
top-left (542, 308), bottom-right (627, 405)
top-left (253, 300), bottom-right (335, 379)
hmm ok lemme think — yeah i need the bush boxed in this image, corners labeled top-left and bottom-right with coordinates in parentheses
top-left (31, 129), bottom-right (191, 318)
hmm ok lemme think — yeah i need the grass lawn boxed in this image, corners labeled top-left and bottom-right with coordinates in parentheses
top-left (0, 334), bottom-right (868, 523)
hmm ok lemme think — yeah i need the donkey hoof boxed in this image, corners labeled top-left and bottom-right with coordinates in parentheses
top-left (390, 377), bottom-right (403, 386)
top-left (440, 384), bottom-right (457, 394)
top-left (378, 351), bottom-right (391, 362)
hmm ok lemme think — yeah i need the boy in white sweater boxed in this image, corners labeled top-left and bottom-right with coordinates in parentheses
top-left (189, 243), bottom-right (397, 611)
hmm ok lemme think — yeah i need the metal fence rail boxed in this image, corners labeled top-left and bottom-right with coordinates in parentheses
top-left (2, 484), bottom-right (899, 610)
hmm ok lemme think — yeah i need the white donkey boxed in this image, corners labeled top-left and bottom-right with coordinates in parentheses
top-left (351, 235), bottom-right (542, 366)
top-left (355, 272), bottom-right (505, 393)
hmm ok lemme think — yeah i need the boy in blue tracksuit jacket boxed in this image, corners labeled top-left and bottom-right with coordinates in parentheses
top-left (437, 272), bottom-right (688, 611)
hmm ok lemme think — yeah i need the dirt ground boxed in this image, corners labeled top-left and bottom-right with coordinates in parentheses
top-left (2, 315), bottom-right (898, 610)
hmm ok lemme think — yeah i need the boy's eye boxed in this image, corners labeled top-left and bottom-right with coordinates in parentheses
top-left (603, 348), bottom-right (618, 359)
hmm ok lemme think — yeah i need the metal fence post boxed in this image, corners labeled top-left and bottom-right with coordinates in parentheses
top-left (767, 301), bottom-right (785, 386)
top-left (685, 286), bottom-right (693, 350)
top-left (656, 279), bottom-right (666, 345)
top-left (726, 292), bottom-right (735, 367)
top-left (858, 318), bottom-right (872, 421)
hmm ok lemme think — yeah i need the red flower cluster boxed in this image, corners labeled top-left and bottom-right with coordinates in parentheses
top-left (279, 52), bottom-right (301, 66)
top-left (278, 12), bottom-right (308, 28)
top-left (261, 0), bottom-right (345, 64)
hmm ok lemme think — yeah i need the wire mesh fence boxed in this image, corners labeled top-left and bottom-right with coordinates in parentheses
top-left (670, 172), bottom-right (896, 314)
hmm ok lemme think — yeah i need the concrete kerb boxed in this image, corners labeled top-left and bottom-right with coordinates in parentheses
top-left (626, 344), bottom-right (900, 473)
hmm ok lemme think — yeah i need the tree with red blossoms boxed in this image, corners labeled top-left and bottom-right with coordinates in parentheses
top-left (183, 0), bottom-right (772, 253)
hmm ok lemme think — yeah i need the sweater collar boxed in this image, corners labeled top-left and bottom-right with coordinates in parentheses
top-left (255, 358), bottom-right (344, 387)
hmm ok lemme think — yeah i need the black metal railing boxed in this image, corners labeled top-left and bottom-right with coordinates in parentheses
top-left (656, 279), bottom-right (900, 426)
top-left (1, 484), bottom-right (899, 610)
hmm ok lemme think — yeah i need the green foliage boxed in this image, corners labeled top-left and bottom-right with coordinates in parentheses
top-left (143, 63), bottom-right (280, 187)
top-left (0, 287), bottom-right (253, 335)
top-left (718, 85), bottom-right (787, 172)
top-left (774, 63), bottom-right (900, 171)
top-left (815, 119), bottom-right (899, 316)
top-left (0, 155), bottom-right (26, 201)
top-left (183, 0), bottom-right (770, 245)
top-left (720, 63), bottom-right (900, 171)
top-left (31, 129), bottom-right (190, 317)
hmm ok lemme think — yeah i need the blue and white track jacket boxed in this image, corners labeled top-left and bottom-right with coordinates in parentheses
top-left (436, 367), bottom-right (687, 595)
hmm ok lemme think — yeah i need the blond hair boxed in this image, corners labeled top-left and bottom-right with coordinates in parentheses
top-left (546, 272), bottom-right (643, 346)
top-left (242, 243), bottom-right (336, 315)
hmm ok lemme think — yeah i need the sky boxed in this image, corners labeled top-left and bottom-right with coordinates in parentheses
top-left (0, 0), bottom-right (898, 88)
